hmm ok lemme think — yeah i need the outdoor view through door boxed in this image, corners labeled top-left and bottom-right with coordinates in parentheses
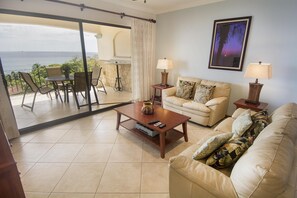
top-left (0, 13), bottom-right (132, 130)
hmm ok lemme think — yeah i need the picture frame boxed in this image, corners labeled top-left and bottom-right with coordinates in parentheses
top-left (208, 16), bottom-right (252, 71)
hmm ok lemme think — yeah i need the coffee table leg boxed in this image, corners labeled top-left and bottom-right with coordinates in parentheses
top-left (182, 122), bottom-right (188, 142)
top-left (160, 133), bottom-right (165, 158)
top-left (116, 112), bottom-right (121, 130)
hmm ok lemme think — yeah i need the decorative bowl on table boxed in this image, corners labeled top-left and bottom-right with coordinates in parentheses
top-left (141, 101), bottom-right (154, 115)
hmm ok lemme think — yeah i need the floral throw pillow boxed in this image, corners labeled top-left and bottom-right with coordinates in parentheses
top-left (176, 80), bottom-right (196, 100)
top-left (193, 84), bottom-right (216, 104)
top-left (206, 136), bottom-right (252, 169)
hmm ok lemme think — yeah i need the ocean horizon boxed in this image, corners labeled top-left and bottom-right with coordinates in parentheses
top-left (0, 51), bottom-right (97, 74)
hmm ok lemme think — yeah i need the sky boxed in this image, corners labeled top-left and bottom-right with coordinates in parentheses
top-left (0, 23), bottom-right (98, 52)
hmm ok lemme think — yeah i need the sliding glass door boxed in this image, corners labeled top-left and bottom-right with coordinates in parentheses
top-left (0, 12), bottom-right (132, 131)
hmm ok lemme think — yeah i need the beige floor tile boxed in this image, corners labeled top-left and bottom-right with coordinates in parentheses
top-left (97, 163), bottom-right (141, 193)
top-left (74, 144), bottom-right (113, 162)
top-left (30, 129), bottom-right (68, 143)
top-left (13, 143), bottom-right (53, 163)
top-left (58, 129), bottom-right (94, 143)
top-left (115, 130), bottom-right (143, 145)
top-left (141, 143), bottom-right (168, 163)
top-left (96, 120), bottom-right (118, 130)
top-left (54, 163), bottom-right (105, 193)
top-left (109, 144), bottom-right (142, 162)
top-left (86, 130), bottom-right (118, 144)
top-left (140, 194), bottom-right (169, 198)
top-left (141, 163), bottom-right (169, 193)
top-left (95, 194), bottom-right (139, 198)
top-left (22, 163), bottom-right (69, 192)
top-left (49, 193), bottom-right (95, 198)
top-left (72, 119), bottom-right (101, 130)
top-left (11, 132), bottom-right (39, 143)
top-left (17, 162), bottom-right (35, 177)
top-left (38, 144), bottom-right (83, 163)
top-left (25, 192), bottom-right (50, 198)
top-left (10, 142), bottom-right (26, 153)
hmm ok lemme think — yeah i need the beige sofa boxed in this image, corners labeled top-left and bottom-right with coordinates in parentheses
top-left (169, 103), bottom-right (297, 198)
top-left (162, 76), bottom-right (231, 127)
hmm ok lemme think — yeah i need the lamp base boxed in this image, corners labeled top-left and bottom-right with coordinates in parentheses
top-left (245, 82), bottom-right (263, 105)
top-left (161, 72), bottom-right (168, 86)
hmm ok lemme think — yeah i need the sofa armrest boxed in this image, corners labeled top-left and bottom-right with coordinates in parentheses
top-left (162, 87), bottom-right (176, 98)
top-left (205, 97), bottom-right (227, 107)
top-left (169, 156), bottom-right (237, 198)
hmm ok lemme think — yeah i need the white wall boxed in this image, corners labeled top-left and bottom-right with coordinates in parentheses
top-left (156, 0), bottom-right (297, 115)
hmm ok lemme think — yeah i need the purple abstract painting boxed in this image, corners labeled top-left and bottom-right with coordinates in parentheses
top-left (209, 16), bottom-right (252, 71)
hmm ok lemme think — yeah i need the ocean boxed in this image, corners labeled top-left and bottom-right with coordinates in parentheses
top-left (0, 51), bottom-right (97, 74)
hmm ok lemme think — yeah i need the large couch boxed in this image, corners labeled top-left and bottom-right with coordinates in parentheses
top-left (169, 103), bottom-right (297, 198)
top-left (162, 76), bottom-right (231, 127)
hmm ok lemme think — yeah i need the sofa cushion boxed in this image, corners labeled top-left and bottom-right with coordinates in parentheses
top-left (193, 132), bottom-right (232, 160)
top-left (232, 109), bottom-right (252, 137)
top-left (164, 96), bottom-right (190, 107)
top-left (176, 76), bottom-right (202, 99)
top-left (271, 102), bottom-right (297, 121)
top-left (176, 80), bottom-right (196, 99)
top-left (182, 101), bottom-right (211, 113)
top-left (193, 84), bottom-right (216, 104)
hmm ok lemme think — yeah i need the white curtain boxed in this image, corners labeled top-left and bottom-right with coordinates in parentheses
top-left (0, 71), bottom-right (20, 140)
top-left (131, 19), bottom-right (155, 101)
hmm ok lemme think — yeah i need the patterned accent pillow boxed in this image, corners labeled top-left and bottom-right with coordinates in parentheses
top-left (206, 136), bottom-right (252, 169)
top-left (206, 110), bottom-right (270, 169)
top-left (192, 133), bottom-right (232, 160)
top-left (176, 80), bottom-right (196, 99)
top-left (193, 84), bottom-right (216, 104)
top-left (232, 109), bottom-right (253, 137)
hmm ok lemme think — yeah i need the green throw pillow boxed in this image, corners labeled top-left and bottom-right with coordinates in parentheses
top-left (193, 84), bottom-right (216, 104)
top-left (206, 136), bottom-right (252, 168)
top-left (176, 80), bottom-right (195, 100)
top-left (192, 133), bottom-right (232, 160)
top-left (232, 109), bottom-right (253, 137)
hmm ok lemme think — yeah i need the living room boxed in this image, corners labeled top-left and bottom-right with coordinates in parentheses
top-left (0, 0), bottom-right (296, 197)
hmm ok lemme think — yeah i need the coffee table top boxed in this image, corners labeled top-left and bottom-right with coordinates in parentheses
top-left (114, 102), bottom-right (190, 132)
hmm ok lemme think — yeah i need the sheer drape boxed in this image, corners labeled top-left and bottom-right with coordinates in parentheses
top-left (131, 19), bottom-right (155, 101)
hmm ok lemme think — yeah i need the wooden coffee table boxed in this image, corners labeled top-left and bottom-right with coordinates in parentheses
top-left (114, 102), bottom-right (190, 158)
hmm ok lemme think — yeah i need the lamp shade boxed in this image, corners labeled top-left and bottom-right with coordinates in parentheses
top-left (156, 58), bottom-right (173, 70)
top-left (244, 62), bottom-right (272, 79)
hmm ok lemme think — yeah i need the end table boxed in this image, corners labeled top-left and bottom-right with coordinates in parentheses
top-left (152, 84), bottom-right (173, 105)
top-left (234, 98), bottom-right (268, 112)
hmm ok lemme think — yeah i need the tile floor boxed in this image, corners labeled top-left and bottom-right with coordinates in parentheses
top-left (10, 109), bottom-right (213, 198)
top-left (10, 86), bottom-right (132, 129)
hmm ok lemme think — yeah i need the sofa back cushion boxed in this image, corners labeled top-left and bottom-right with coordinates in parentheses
top-left (201, 79), bottom-right (231, 98)
top-left (271, 102), bottom-right (297, 121)
top-left (230, 104), bottom-right (297, 197)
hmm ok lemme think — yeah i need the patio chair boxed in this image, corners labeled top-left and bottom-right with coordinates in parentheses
top-left (46, 67), bottom-right (68, 101)
top-left (69, 72), bottom-right (99, 109)
top-left (19, 72), bottom-right (61, 111)
top-left (92, 66), bottom-right (107, 94)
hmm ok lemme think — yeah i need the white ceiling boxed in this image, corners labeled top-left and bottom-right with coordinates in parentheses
top-left (62, 0), bottom-right (224, 15)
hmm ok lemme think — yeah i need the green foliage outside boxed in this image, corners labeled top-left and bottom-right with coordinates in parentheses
top-left (5, 55), bottom-right (100, 95)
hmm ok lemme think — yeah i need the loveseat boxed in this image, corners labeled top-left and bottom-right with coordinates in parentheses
top-left (169, 103), bottom-right (297, 198)
top-left (162, 76), bottom-right (231, 127)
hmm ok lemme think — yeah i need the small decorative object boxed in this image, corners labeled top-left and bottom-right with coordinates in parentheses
top-left (156, 58), bottom-right (173, 86)
top-left (141, 101), bottom-right (154, 115)
top-left (208, 16), bottom-right (252, 71)
top-left (61, 63), bottom-right (71, 79)
top-left (244, 61), bottom-right (272, 104)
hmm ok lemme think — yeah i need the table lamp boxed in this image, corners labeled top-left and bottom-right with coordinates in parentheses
top-left (157, 58), bottom-right (173, 86)
top-left (244, 61), bottom-right (272, 104)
